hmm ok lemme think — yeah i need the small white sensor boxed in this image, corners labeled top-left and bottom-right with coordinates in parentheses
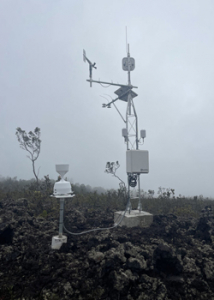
top-left (140, 130), bottom-right (146, 139)
top-left (122, 128), bottom-right (128, 137)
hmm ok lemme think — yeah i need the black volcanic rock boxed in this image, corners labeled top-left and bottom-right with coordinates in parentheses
top-left (0, 198), bottom-right (214, 299)
top-left (195, 217), bottom-right (213, 243)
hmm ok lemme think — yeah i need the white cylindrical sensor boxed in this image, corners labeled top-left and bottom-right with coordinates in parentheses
top-left (122, 128), bottom-right (128, 137)
top-left (140, 130), bottom-right (146, 139)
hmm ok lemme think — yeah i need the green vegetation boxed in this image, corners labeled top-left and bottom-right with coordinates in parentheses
top-left (0, 176), bottom-right (213, 219)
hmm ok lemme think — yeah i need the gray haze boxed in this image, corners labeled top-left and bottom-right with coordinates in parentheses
top-left (1, 0), bottom-right (214, 197)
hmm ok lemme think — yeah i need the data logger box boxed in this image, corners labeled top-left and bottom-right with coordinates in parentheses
top-left (126, 150), bottom-right (149, 173)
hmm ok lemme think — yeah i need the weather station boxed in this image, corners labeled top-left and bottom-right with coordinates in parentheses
top-left (51, 38), bottom-right (153, 250)
top-left (83, 37), bottom-right (153, 228)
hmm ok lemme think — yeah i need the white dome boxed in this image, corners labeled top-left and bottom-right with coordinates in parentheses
top-left (53, 179), bottom-right (72, 195)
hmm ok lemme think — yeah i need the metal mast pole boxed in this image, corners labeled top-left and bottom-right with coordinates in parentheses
top-left (83, 43), bottom-right (146, 213)
top-left (125, 45), bottom-right (142, 212)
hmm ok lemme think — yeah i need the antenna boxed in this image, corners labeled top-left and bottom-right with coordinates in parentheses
top-left (126, 26), bottom-right (128, 54)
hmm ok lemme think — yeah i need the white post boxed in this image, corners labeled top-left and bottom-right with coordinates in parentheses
top-left (137, 174), bottom-right (142, 212)
top-left (59, 198), bottom-right (65, 238)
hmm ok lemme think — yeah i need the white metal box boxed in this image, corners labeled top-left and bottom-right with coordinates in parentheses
top-left (126, 150), bottom-right (149, 173)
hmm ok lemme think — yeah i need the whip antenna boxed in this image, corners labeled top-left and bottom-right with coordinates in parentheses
top-left (126, 26), bottom-right (128, 54)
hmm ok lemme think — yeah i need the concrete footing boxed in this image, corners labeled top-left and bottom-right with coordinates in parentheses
top-left (114, 210), bottom-right (153, 228)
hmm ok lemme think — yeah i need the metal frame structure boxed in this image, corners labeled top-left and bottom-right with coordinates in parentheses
top-left (83, 44), bottom-right (145, 212)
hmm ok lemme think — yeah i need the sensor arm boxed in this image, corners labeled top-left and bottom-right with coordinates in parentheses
top-left (100, 95), bottom-right (126, 123)
top-left (86, 79), bottom-right (138, 89)
top-left (102, 88), bottom-right (132, 108)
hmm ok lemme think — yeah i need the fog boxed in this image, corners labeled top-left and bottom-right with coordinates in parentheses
top-left (1, 0), bottom-right (214, 197)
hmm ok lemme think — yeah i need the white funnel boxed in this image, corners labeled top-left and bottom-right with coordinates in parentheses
top-left (55, 164), bottom-right (69, 179)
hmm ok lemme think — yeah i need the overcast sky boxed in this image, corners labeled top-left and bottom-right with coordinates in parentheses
top-left (1, 0), bottom-right (214, 197)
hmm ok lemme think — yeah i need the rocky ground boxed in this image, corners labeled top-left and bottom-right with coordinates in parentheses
top-left (1, 198), bottom-right (214, 300)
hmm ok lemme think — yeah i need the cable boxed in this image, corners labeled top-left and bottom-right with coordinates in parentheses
top-left (138, 138), bottom-right (144, 146)
top-left (99, 82), bottom-right (111, 88)
top-left (63, 200), bottom-right (129, 235)
top-left (63, 161), bottom-right (129, 235)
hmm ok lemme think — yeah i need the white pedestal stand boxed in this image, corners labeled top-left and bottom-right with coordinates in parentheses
top-left (51, 194), bottom-right (75, 250)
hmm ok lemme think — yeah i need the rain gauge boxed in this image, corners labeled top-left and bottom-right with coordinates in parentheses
top-left (51, 164), bottom-right (75, 250)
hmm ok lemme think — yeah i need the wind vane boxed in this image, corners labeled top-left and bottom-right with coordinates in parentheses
top-left (83, 49), bottom-right (97, 87)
